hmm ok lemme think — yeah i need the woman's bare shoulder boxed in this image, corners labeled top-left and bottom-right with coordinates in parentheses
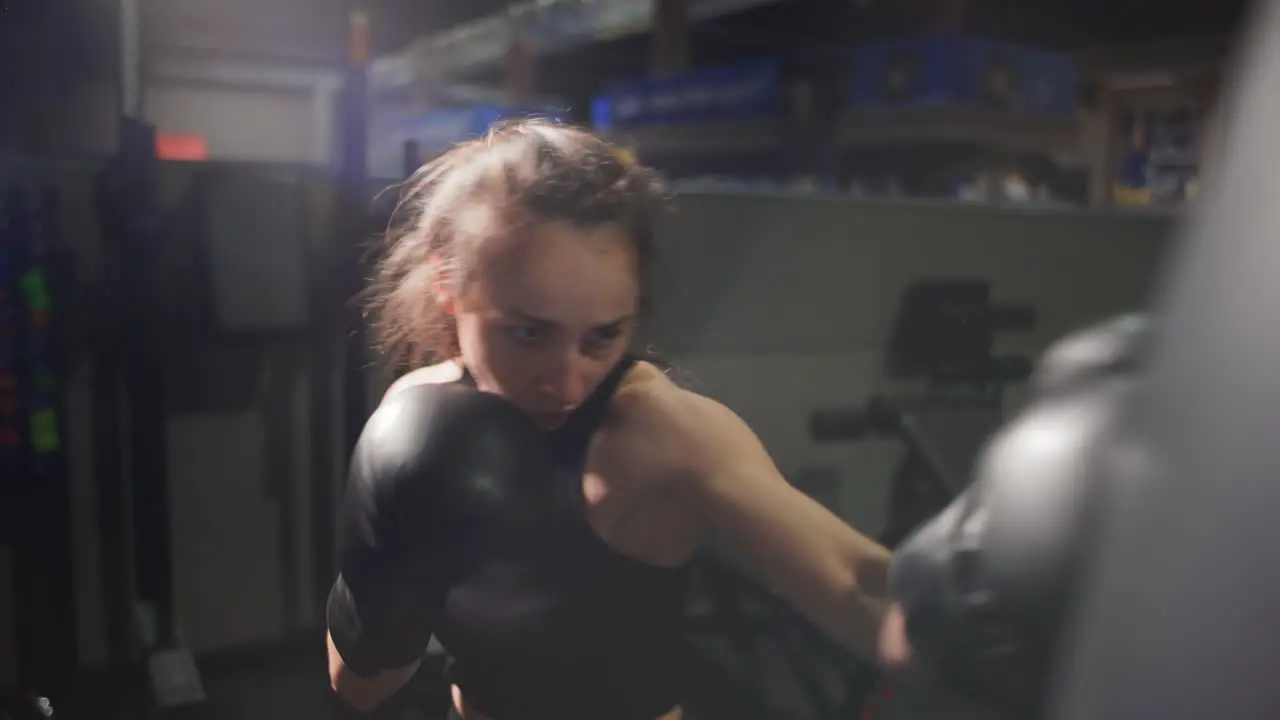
top-left (382, 361), bottom-right (464, 402)
top-left (614, 361), bottom-right (687, 413)
top-left (609, 361), bottom-right (723, 460)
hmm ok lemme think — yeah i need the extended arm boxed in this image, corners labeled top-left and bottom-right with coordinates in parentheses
top-left (327, 630), bottom-right (422, 713)
top-left (669, 391), bottom-right (894, 664)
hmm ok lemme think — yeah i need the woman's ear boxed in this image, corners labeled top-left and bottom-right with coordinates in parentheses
top-left (435, 286), bottom-right (455, 315)
top-left (428, 255), bottom-right (455, 314)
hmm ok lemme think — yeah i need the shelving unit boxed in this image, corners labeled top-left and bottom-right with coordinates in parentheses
top-left (834, 106), bottom-right (1079, 154)
top-left (0, 183), bottom-right (75, 692)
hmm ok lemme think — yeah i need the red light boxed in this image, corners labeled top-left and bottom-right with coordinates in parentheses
top-left (156, 133), bottom-right (209, 161)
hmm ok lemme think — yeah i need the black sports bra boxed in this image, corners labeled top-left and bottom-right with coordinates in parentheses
top-left (437, 355), bottom-right (691, 719)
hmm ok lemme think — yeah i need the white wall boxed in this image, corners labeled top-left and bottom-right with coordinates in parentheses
top-left (143, 0), bottom-right (347, 65)
top-left (10, 0), bottom-right (349, 162)
top-left (146, 81), bottom-right (319, 164)
top-left (26, 68), bottom-right (339, 166)
top-left (651, 194), bottom-right (1169, 720)
top-left (648, 194), bottom-right (1170, 530)
top-left (139, 0), bottom-right (347, 164)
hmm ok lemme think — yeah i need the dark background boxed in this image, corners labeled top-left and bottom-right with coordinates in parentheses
top-left (0, 0), bottom-right (1250, 114)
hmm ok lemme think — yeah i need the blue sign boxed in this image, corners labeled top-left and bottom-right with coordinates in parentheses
top-left (592, 58), bottom-right (782, 130)
top-left (850, 34), bottom-right (1077, 118)
top-left (1005, 44), bottom-right (1077, 117)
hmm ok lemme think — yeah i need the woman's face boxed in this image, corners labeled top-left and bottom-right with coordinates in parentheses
top-left (451, 221), bottom-right (641, 430)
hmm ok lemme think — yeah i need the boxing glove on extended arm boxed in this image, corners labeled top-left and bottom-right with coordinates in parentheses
top-left (326, 383), bottom-right (554, 677)
top-left (888, 316), bottom-right (1149, 716)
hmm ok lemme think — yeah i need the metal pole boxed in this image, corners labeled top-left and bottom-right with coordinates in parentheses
top-left (340, 4), bottom-right (372, 469)
top-left (314, 1), bottom-right (372, 610)
top-left (119, 0), bottom-right (142, 119)
top-left (92, 0), bottom-right (147, 674)
top-left (651, 0), bottom-right (689, 77)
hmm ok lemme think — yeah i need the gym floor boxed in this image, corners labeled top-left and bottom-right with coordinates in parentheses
top-left (50, 637), bottom-right (997, 720)
top-left (53, 581), bottom-right (995, 720)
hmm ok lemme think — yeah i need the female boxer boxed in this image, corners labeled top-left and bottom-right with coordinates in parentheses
top-left (326, 119), bottom-right (895, 720)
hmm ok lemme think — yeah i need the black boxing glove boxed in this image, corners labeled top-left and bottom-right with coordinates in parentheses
top-left (1031, 314), bottom-right (1149, 397)
top-left (888, 315), bottom-right (1149, 716)
top-left (326, 383), bottom-right (555, 677)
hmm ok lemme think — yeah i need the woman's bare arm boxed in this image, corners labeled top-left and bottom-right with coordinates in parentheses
top-left (327, 630), bottom-right (421, 712)
top-left (626, 383), bottom-right (894, 664)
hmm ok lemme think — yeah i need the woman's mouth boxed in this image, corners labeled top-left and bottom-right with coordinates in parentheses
top-left (530, 412), bottom-right (569, 429)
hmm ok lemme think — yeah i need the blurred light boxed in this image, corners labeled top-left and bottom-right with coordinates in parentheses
top-left (156, 133), bottom-right (208, 161)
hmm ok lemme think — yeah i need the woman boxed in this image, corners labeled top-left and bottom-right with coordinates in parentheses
top-left (327, 119), bottom-right (898, 720)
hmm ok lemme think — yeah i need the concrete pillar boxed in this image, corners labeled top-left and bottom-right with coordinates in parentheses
top-left (1079, 88), bottom-right (1117, 207)
top-left (651, 0), bottom-right (689, 77)
top-left (1189, 71), bottom-right (1222, 189)
top-left (505, 33), bottom-right (537, 106)
top-left (120, 0), bottom-right (145, 119)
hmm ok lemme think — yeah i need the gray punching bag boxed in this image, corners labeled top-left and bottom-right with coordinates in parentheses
top-left (1050, 2), bottom-right (1280, 719)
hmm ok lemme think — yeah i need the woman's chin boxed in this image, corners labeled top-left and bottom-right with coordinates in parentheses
top-left (529, 412), bottom-right (570, 430)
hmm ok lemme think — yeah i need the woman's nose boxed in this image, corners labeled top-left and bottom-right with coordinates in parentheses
top-left (538, 356), bottom-right (589, 409)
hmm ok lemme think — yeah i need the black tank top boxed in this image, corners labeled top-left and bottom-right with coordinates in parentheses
top-left (436, 355), bottom-right (691, 719)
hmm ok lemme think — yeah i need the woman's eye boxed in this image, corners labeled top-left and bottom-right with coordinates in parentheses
top-left (508, 325), bottom-right (543, 343)
top-left (585, 327), bottom-right (622, 351)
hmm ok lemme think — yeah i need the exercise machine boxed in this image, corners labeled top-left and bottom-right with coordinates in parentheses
top-left (93, 117), bottom-right (205, 716)
top-left (810, 279), bottom-right (1034, 547)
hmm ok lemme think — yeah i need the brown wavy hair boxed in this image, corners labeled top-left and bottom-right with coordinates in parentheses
top-left (366, 119), bottom-right (669, 372)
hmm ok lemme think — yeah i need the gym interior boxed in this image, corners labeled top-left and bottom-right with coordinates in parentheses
top-left (0, 0), bottom-right (1249, 718)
